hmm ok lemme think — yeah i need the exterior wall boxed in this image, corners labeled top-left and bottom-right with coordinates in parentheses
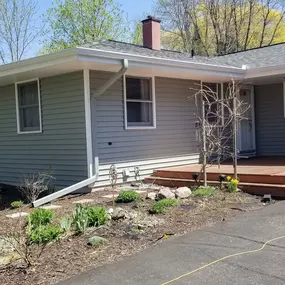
top-left (0, 71), bottom-right (88, 188)
top-left (255, 83), bottom-right (285, 155)
top-left (90, 71), bottom-right (200, 186)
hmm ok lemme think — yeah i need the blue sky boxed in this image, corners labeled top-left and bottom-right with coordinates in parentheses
top-left (38, 0), bottom-right (154, 21)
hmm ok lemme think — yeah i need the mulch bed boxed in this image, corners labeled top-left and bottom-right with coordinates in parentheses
top-left (0, 186), bottom-right (266, 285)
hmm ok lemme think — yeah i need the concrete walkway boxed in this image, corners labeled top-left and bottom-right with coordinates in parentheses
top-left (57, 202), bottom-right (285, 285)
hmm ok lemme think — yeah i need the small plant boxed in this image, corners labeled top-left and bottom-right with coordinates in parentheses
top-left (5, 218), bottom-right (45, 267)
top-left (60, 216), bottom-right (73, 233)
top-left (227, 176), bottom-right (239, 193)
top-left (115, 190), bottom-right (141, 203)
top-left (28, 208), bottom-right (54, 228)
top-left (72, 204), bottom-right (108, 234)
top-left (19, 170), bottom-right (55, 203)
top-left (11, 200), bottom-right (23, 208)
top-left (28, 225), bottom-right (61, 244)
top-left (150, 199), bottom-right (179, 214)
top-left (73, 204), bottom-right (89, 234)
top-left (192, 187), bottom-right (216, 197)
top-left (87, 206), bottom-right (108, 227)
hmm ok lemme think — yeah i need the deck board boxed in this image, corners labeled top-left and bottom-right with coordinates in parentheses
top-left (146, 157), bottom-right (285, 197)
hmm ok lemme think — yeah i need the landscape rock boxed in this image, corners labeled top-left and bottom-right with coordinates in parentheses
top-left (157, 188), bottom-right (175, 200)
top-left (0, 237), bottom-right (21, 266)
top-left (108, 208), bottom-right (114, 215)
top-left (6, 212), bottom-right (28, 219)
top-left (0, 237), bottom-right (14, 254)
top-left (175, 187), bottom-right (192, 199)
top-left (87, 236), bottom-right (107, 247)
top-left (146, 192), bottom-right (157, 201)
top-left (107, 208), bottom-right (114, 220)
top-left (128, 211), bottom-right (138, 220)
top-left (112, 207), bottom-right (127, 220)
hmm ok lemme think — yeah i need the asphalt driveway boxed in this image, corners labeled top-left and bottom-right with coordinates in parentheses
top-left (58, 201), bottom-right (285, 285)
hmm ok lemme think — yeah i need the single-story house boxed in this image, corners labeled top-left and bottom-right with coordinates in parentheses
top-left (1, 16), bottom-right (285, 204)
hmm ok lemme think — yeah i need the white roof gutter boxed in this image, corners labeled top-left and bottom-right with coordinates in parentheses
top-left (76, 47), bottom-right (246, 77)
top-left (0, 46), bottom-right (246, 80)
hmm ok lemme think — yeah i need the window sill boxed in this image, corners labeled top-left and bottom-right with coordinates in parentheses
top-left (125, 126), bottom-right (156, 130)
top-left (17, 130), bottom-right (42, 135)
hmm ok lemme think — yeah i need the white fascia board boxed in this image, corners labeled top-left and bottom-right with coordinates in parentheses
top-left (0, 48), bottom-right (78, 77)
top-left (0, 46), bottom-right (246, 80)
top-left (245, 64), bottom-right (285, 79)
top-left (76, 47), bottom-right (246, 77)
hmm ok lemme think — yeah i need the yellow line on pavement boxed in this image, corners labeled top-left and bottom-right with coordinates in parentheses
top-left (160, 235), bottom-right (285, 285)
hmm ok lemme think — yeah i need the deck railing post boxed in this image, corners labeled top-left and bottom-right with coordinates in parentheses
top-left (233, 95), bottom-right (238, 180)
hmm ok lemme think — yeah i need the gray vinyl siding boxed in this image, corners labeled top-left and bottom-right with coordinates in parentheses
top-left (255, 83), bottom-right (285, 155)
top-left (90, 71), bottom-right (200, 186)
top-left (0, 72), bottom-right (87, 188)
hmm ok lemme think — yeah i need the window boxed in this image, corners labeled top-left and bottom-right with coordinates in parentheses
top-left (124, 76), bottom-right (156, 129)
top-left (16, 79), bottom-right (42, 134)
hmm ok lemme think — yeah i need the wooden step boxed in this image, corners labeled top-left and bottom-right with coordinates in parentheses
top-left (145, 176), bottom-right (285, 198)
top-left (153, 170), bottom-right (285, 185)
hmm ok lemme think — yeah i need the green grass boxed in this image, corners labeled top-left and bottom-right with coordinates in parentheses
top-left (192, 187), bottom-right (216, 197)
top-left (115, 190), bottom-right (141, 203)
top-left (150, 199), bottom-right (179, 214)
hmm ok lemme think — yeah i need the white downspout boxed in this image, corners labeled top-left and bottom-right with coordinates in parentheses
top-left (33, 60), bottom-right (129, 207)
top-left (94, 59), bottom-right (129, 98)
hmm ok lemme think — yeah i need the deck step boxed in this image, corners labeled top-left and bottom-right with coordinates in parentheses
top-left (145, 176), bottom-right (285, 198)
top-left (153, 170), bottom-right (285, 185)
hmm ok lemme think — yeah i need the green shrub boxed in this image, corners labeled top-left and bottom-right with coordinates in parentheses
top-left (10, 200), bottom-right (23, 209)
top-left (72, 204), bottom-right (108, 234)
top-left (28, 208), bottom-right (54, 228)
top-left (29, 225), bottom-right (61, 244)
top-left (87, 235), bottom-right (107, 247)
top-left (192, 187), bottom-right (216, 197)
top-left (60, 216), bottom-right (73, 233)
top-left (150, 199), bottom-right (179, 214)
top-left (115, 190), bottom-right (141, 203)
top-left (87, 206), bottom-right (108, 227)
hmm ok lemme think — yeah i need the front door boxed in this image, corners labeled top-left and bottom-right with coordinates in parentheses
top-left (239, 88), bottom-right (255, 153)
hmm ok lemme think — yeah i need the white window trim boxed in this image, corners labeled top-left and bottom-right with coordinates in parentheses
top-left (15, 78), bottom-right (42, 134)
top-left (123, 75), bottom-right (156, 130)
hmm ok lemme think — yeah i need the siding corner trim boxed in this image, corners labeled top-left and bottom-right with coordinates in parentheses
top-left (84, 69), bottom-right (93, 177)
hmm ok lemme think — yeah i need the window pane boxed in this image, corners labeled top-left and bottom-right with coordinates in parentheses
top-left (18, 82), bottom-right (38, 106)
top-left (127, 102), bottom-right (152, 125)
top-left (126, 77), bottom-right (151, 100)
top-left (20, 107), bottom-right (40, 130)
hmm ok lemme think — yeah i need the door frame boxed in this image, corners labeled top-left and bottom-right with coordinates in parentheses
top-left (237, 85), bottom-right (256, 154)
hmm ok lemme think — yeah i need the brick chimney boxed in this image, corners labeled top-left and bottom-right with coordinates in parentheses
top-left (141, 16), bottom-right (161, 50)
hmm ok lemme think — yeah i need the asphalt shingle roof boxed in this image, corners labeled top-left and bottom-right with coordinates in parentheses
top-left (83, 40), bottom-right (236, 68)
top-left (83, 40), bottom-right (285, 70)
top-left (213, 42), bottom-right (285, 69)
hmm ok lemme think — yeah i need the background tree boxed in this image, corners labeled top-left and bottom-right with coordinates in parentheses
top-left (131, 20), bottom-right (143, 45)
top-left (43, 0), bottom-right (130, 53)
top-left (154, 0), bottom-right (285, 55)
top-left (0, 0), bottom-right (43, 64)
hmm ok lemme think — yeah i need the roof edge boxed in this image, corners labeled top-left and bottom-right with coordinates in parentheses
top-left (77, 46), bottom-right (246, 74)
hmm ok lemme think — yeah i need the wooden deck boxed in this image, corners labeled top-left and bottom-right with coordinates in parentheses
top-left (145, 157), bottom-right (285, 197)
